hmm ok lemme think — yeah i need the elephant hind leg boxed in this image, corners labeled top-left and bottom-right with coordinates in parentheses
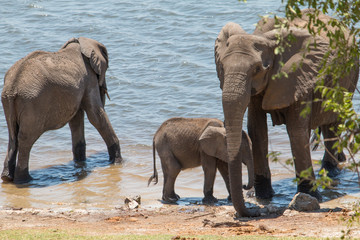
top-left (1, 135), bottom-right (18, 182)
top-left (1, 98), bottom-right (19, 182)
top-left (320, 124), bottom-right (343, 178)
top-left (69, 109), bottom-right (86, 162)
top-left (13, 126), bottom-right (42, 183)
top-left (158, 150), bottom-right (181, 203)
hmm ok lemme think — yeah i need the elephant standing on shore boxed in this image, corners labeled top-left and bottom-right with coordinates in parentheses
top-left (148, 117), bottom-right (254, 204)
top-left (215, 9), bottom-right (359, 216)
top-left (1, 37), bottom-right (123, 183)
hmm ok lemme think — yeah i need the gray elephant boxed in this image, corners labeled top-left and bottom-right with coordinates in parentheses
top-left (1, 37), bottom-right (123, 184)
top-left (215, 9), bottom-right (359, 216)
top-left (148, 117), bottom-right (253, 204)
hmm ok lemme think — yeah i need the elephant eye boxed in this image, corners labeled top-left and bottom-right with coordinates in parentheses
top-left (254, 65), bottom-right (261, 74)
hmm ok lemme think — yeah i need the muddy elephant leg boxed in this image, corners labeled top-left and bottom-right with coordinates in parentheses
top-left (320, 124), bottom-right (344, 177)
top-left (216, 160), bottom-right (231, 201)
top-left (248, 95), bottom-right (273, 199)
top-left (201, 153), bottom-right (218, 204)
top-left (1, 137), bottom-right (18, 182)
top-left (159, 151), bottom-right (181, 203)
top-left (69, 109), bottom-right (86, 162)
top-left (1, 99), bottom-right (19, 182)
top-left (85, 105), bottom-right (122, 164)
top-left (13, 127), bottom-right (40, 183)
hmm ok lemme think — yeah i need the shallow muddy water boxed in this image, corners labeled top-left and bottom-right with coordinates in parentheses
top-left (0, 0), bottom-right (359, 210)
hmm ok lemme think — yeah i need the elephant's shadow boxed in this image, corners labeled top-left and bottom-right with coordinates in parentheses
top-left (16, 152), bottom-right (112, 188)
top-left (167, 197), bottom-right (234, 207)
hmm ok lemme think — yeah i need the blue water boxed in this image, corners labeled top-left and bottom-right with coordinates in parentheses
top-left (0, 0), bottom-right (358, 210)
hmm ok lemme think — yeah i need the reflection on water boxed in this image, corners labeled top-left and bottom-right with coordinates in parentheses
top-left (0, 0), bottom-right (359, 211)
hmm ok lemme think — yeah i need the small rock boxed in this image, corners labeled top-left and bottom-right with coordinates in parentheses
top-left (128, 217), bottom-right (138, 222)
top-left (283, 209), bottom-right (298, 216)
top-left (288, 193), bottom-right (320, 212)
top-left (125, 195), bottom-right (141, 209)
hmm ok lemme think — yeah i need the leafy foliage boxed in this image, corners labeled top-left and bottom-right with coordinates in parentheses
top-left (283, 0), bottom-right (360, 185)
top-left (239, 0), bottom-right (360, 184)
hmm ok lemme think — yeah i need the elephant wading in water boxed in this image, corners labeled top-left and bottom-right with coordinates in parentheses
top-left (148, 117), bottom-right (254, 204)
top-left (1, 37), bottom-right (123, 183)
top-left (215, 9), bottom-right (359, 217)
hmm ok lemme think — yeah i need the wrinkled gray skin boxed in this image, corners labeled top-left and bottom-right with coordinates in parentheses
top-left (148, 117), bottom-right (254, 204)
top-left (215, 9), bottom-right (359, 217)
top-left (1, 37), bottom-right (123, 184)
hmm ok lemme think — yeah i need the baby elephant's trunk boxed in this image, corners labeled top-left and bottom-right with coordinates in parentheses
top-left (148, 140), bottom-right (158, 186)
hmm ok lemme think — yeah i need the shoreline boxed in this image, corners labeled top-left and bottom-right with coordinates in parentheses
top-left (1, 200), bottom-right (359, 238)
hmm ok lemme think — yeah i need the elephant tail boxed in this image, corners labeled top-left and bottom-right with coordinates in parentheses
top-left (147, 139), bottom-right (158, 186)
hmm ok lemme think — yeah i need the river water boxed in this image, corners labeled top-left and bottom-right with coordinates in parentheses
top-left (0, 0), bottom-right (359, 210)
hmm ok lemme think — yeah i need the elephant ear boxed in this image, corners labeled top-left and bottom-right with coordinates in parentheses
top-left (240, 130), bottom-right (252, 161)
top-left (261, 28), bottom-right (328, 110)
top-left (199, 126), bottom-right (228, 162)
top-left (78, 37), bottom-right (109, 87)
top-left (215, 22), bottom-right (247, 89)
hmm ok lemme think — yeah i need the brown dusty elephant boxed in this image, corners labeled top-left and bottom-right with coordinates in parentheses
top-left (215, 9), bottom-right (359, 216)
top-left (148, 117), bottom-right (254, 204)
top-left (1, 37), bottom-right (123, 184)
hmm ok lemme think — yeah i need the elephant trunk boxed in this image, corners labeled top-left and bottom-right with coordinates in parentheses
top-left (222, 73), bottom-right (257, 217)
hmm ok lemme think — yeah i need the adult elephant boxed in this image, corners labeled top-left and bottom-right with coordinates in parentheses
top-left (215, 9), bottom-right (359, 217)
top-left (1, 37), bottom-right (123, 184)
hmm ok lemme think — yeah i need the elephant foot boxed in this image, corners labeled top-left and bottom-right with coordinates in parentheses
top-left (1, 174), bottom-right (13, 182)
top-left (337, 151), bottom-right (346, 162)
top-left (108, 143), bottom-right (123, 164)
top-left (13, 175), bottom-right (33, 184)
top-left (202, 195), bottom-right (218, 205)
top-left (162, 193), bottom-right (180, 203)
top-left (235, 208), bottom-right (260, 218)
top-left (297, 180), bottom-right (322, 202)
top-left (73, 141), bottom-right (86, 161)
top-left (321, 160), bottom-right (341, 178)
top-left (1, 170), bottom-right (14, 182)
top-left (254, 175), bottom-right (274, 199)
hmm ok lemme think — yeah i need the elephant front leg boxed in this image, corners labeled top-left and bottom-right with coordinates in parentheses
top-left (201, 154), bottom-right (218, 204)
top-left (69, 109), bottom-right (86, 162)
top-left (287, 125), bottom-right (322, 201)
top-left (86, 106), bottom-right (123, 164)
top-left (248, 95), bottom-right (274, 199)
top-left (217, 160), bottom-right (231, 201)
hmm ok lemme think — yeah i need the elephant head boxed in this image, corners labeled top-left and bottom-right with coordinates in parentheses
top-left (61, 37), bottom-right (109, 106)
top-left (199, 126), bottom-right (254, 190)
top-left (215, 22), bottom-right (328, 217)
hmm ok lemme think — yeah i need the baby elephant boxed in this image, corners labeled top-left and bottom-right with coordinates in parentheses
top-left (148, 117), bottom-right (254, 204)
